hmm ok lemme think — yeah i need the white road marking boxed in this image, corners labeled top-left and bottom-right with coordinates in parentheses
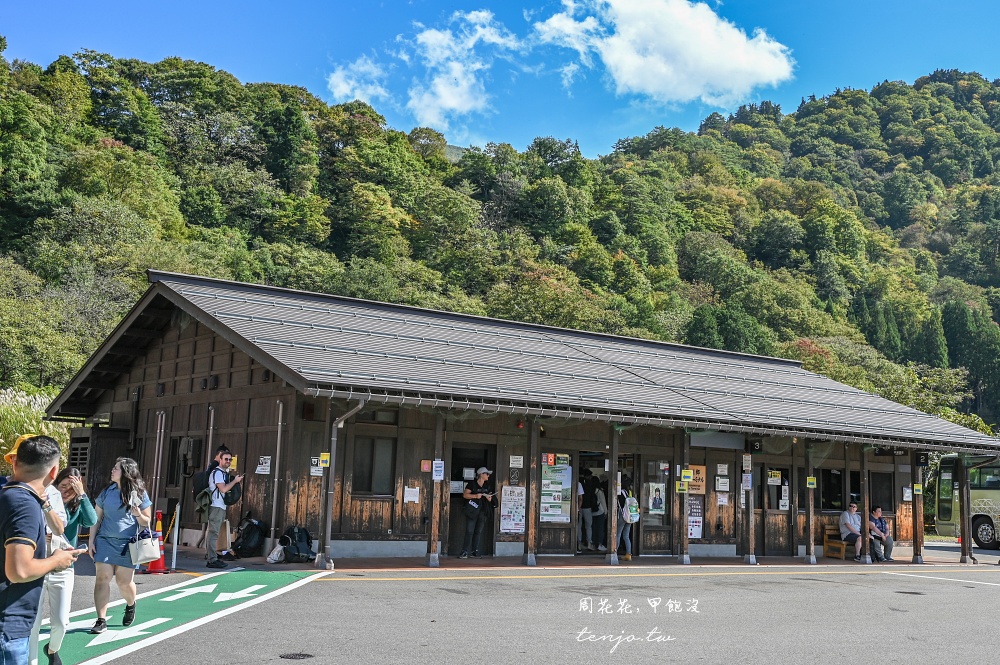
top-left (77, 571), bottom-right (331, 665)
top-left (214, 584), bottom-right (267, 602)
top-left (885, 572), bottom-right (1000, 586)
top-left (86, 619), bottom-right (172, 646)
top-left (160, 584), bottom-right (217, 601)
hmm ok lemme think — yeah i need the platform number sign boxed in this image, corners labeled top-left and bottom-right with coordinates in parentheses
top-left (745, 440), bottom-right (764, 455)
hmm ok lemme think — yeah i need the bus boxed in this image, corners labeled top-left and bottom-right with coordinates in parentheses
top-left (936, 454), bottom-right (1000, 548)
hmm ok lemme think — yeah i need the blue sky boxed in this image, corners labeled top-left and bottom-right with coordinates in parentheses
top-left (4, 1), bottom-right (1000, 157)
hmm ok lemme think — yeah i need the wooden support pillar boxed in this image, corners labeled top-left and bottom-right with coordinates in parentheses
top-left (745, 445), bottom-right (756, 565)
top-left (805, 441), bottom-right (816, 564)
top-left (523, 419), bottom-right (540, 566)
top-left (607, 427), bottom-right (620, 565)
top-left (958, 454), bottom-right (976, 564)
top-left (678, 431), bottom-right (691, 565)
top-left (861, 444), bottom-right (871, 563)
top-left (427, 415), bottom-right (444, 567)
top-left (911, 449), bottom-right (924, 564)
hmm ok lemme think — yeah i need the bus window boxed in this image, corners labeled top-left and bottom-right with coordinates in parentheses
top-left (938, 457), bottom-right (954, 523)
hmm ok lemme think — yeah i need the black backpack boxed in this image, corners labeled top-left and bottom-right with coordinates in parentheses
top-left (223, 478), bottom-right (242, 506)
top-left (232, 513), bottom-right (266, 558)
top-left (192, 461), bottom-right (219, 500)
top-left (280, 526), bottom-right (315, 563)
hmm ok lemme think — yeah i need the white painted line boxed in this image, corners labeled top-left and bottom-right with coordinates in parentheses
top-left (76, 571), bottom-right (331, 664)
top-left (39, 568), bottom-right (243, 629)
top-left (885, 572), bottom-right (1000, 587)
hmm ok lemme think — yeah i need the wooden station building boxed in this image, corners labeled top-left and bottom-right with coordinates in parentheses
top-left (46, 271), bottom-right (1000, 565)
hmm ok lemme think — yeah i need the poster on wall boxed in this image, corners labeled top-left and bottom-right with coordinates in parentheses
top-left (647, 482), bottom-right (666, 514)
top-left (500, 485), bottom-right (526, 534)
top-left (541, 455), bottom-right (573, 523)
top-left (687, 495), bottom-right (704, 539)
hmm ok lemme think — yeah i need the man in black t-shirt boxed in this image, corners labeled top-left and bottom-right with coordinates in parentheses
top-left (460, 467), bottom-right (496, 558)
top-left (1, 435), bottom-right (82, 664)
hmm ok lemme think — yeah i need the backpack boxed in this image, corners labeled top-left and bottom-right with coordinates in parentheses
top-left (622, 491), bottom-right (640, 523)
top-left (280, 526), bottom-right (315, 563)
top-left (192, 461), bottom-right (219, 500)
top-left (232, 513), bottom-right (266, 558)
top-left (222, 478), bottom-right (242, 506)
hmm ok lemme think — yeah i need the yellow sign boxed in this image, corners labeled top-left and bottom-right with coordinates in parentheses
top-left (913, 483), bottom-right (922, 495)
top-left (806, 476), bottom-right (816, 489)
top-left (681, 469), bottom-right (693, 482)
top-left (675, 481), bottom-right (688, 493)
top-left (320, 453), bottom-right (331, 468)
top-left (230, 455), bottom-right (238, 471)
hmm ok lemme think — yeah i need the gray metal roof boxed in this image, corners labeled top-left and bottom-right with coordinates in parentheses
top-left (47, 271), bottom-right (1000, 453)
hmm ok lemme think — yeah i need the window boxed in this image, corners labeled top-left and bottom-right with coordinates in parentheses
top-left (355, 409), bottom-right (399, 425)
top-left (820, 469), bottom-right (844, 510)
top-left (938, 458), bottom-right (955, 522)
top-left (849, 470), bottom-right (861, 506)
top-left (353, 436), bottom-right (396, 495)
top-left (870, 472), bottom-right (893, 513)
top-left (971, 466), bottom-right (1000, 489)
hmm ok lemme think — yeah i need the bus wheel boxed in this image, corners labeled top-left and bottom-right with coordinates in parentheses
top-left (972, 517), bottom-right (1000, 549)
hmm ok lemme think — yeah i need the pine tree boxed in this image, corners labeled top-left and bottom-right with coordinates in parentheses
top-left (882, 303), bottom-right (902, 360)
top-left (919, 309), bottom-right (949, 369)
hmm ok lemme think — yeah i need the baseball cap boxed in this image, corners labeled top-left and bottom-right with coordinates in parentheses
top-left (476, 467), bottom-right (493, 476)
top-left (4, 434), bottom-right (37, 464)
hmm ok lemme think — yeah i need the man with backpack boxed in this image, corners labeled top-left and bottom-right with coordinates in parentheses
top-left (204, 447), bottom-right (243, 569)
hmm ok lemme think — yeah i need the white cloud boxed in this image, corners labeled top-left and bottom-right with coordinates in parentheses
top-left (405, 10), bottom-right (522, 130)
top-left (326, 55), bottom-right (392, 104)
top-left (534, 0), bottom-right (794, 106)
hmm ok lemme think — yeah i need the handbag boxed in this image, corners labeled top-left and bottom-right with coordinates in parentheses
top-left (463, 499), bottom-right (480, 520)
top-left (127, 525), bottom-right (160, 565)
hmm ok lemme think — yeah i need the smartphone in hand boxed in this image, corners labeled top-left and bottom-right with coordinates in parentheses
top-left (129, 490), bottom-right (141, 508)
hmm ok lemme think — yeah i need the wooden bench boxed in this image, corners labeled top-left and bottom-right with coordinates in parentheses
top-left (823, 524), bottom-right (850, 559)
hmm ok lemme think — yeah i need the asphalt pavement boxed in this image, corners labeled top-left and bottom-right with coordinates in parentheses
top-left (46, 540), bottom-right (1000, 664)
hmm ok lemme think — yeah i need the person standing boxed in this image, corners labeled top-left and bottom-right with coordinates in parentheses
top-left (1, 435), bottom-right (82, 665)
top-left (28, 475), bottom-right (68, 665)
top-left (88, 458), bottom-right (152, 635)
top-left (615, 476), bottom-right (635, 561)
top-left (206, 447), bottom-right (243, 569)
top-left (460, 467), bottom-right (496, 559)
top-left (577, 469), bottom-right (595, 553)
top-left (839, 501), bottom-right (864, 562)
top-left (591, 475), bottom-right (608, 552)
top-left (868, 505), bottom-right (894, 562)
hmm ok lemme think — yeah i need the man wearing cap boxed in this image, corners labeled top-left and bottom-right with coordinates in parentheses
top-left (1, 435), bottom-right (83, 664)
top-left (460, 467), bottom-right (497, 559)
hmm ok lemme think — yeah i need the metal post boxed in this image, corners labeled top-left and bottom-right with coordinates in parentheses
top-left (267, 400), bottom-right (285, 552)
top-left (170, 501), bottom-right (180, 572)
top-left (607, 426), bottom-right (620, 565)
top-left (958, 454), bottom-right (976, 564)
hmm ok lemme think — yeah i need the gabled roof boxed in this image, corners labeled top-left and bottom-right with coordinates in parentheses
top-left (48, 271), bottom-right (1000, 453)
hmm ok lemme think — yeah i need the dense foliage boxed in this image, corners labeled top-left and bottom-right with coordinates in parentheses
top-left (1, 36), bottom-right (998, 435)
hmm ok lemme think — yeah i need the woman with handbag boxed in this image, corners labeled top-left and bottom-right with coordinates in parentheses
top-left (88, 457), bottom-right (151, 635)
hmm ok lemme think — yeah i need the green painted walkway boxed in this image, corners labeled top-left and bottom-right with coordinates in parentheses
top-left (41, 569), bottom-right (329, 665)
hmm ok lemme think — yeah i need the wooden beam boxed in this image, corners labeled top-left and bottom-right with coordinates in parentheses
top-left (678, 431), bottom-right (690, 564)
top-left (427, 414), bottom-right (444, 567)
top-left (608, 426), bottom-right (620, 565)
top-left (523, 420), bottom-right (539, 566)
top-left (805, 441), bottom-right (816, 564)
top-left (861, 444), bottom-right (871, 563)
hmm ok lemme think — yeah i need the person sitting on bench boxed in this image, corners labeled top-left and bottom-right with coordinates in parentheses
top-left (868, 505), bottom-right (894, 562)
top-left (839, 502), bottom-right (863, 562)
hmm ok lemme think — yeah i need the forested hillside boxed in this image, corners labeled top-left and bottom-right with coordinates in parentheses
top-left (2, 36), bottom-right (999, 434)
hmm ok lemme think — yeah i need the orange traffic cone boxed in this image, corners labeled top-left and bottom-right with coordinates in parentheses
top-left (144, 510), bottom-right (168, 574)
